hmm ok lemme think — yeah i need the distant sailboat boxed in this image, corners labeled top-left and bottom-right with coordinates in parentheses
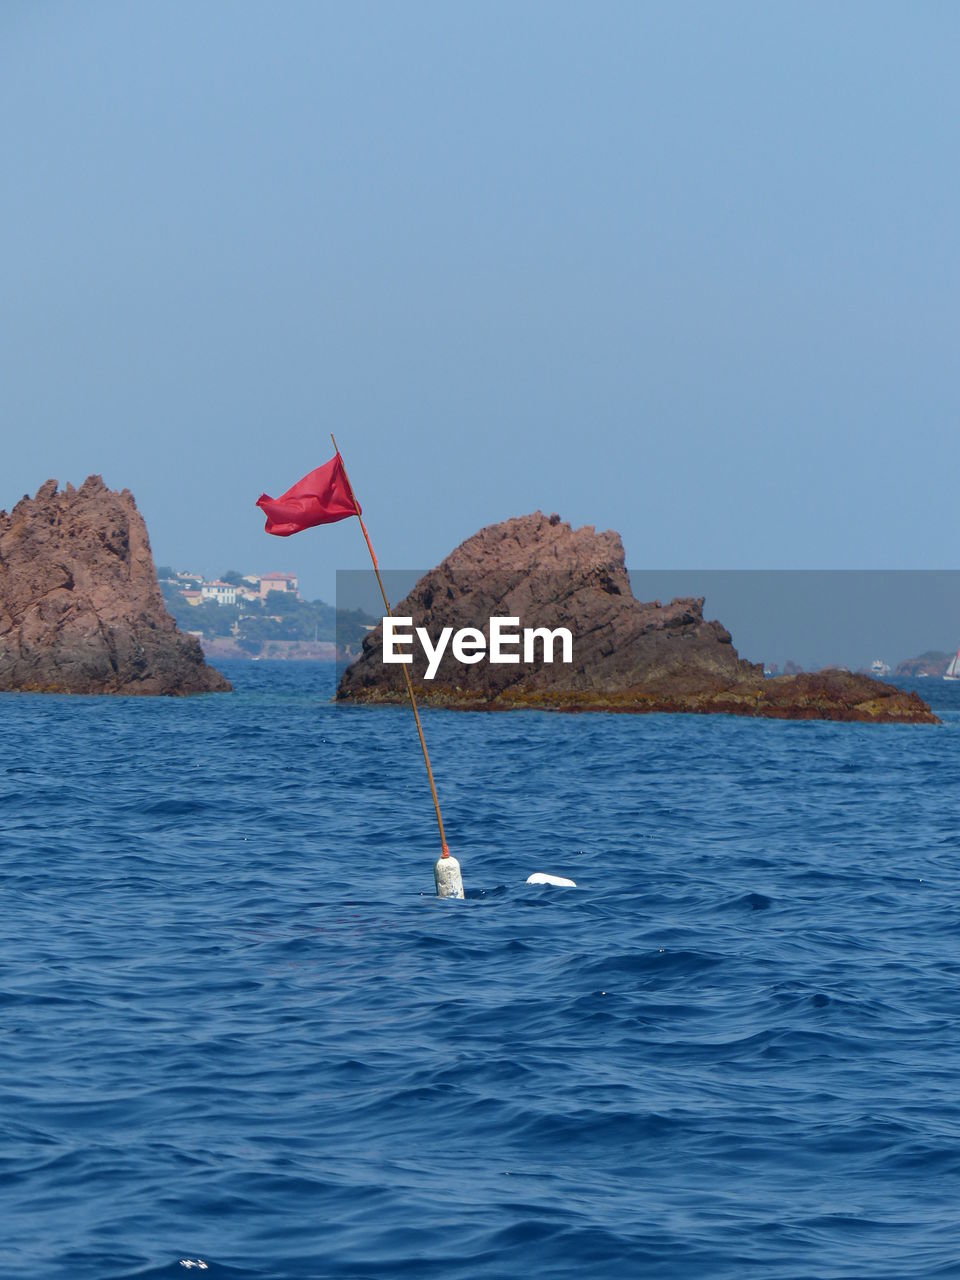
top-left (945, 647), bottom-right (960, 681)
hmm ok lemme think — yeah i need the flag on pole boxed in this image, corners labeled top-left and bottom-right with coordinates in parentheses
top-left (254, 436), bottom-right (458, 888)
top-left (256, 454), bottom-right (359, 536)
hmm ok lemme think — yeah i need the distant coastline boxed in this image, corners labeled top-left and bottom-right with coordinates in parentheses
top-left (895, 650), bottom-right (955, 679)
top-left (197, 637), bottom-right (338, 661)
top-left (158, 566), bottom-right (376, 661)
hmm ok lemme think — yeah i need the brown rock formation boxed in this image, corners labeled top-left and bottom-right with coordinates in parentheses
top-left (0, 477), bottom-right (231, 695)
top-left (337, 512), bottom-right (937, 725)
top-left (895, 651), bottom-right (953, 679)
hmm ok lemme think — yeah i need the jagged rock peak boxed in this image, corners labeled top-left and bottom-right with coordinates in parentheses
top-left (338, 509), bottom-right (747, 703)
top-left (336, 510), bottom-right (936, 724)
top-left (0, 476), bottom-right (230, 695)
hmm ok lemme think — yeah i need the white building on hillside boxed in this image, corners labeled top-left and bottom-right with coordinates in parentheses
top-left (201, 581), bottom-right (237, 606)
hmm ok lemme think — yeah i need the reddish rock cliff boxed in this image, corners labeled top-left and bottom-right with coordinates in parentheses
top-left (0, 477), bottom-right (231, 695)
top-left (337, 512), bottom-right (937, 725)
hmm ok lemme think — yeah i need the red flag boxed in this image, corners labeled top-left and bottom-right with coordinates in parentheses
top-left (256, 454), bottom-right (359, 536)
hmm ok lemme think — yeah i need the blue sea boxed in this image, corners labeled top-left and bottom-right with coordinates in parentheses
top-left (3, 664), bottom-right (960, 1279)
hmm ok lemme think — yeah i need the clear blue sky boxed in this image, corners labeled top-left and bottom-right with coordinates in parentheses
top-left (2, 2), bottom-right (957, 601)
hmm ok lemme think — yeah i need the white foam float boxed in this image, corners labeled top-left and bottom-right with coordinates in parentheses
top-left (435, 852), bottom-right (465, 898)
top-left (526, 872), bottom-right (577, 888)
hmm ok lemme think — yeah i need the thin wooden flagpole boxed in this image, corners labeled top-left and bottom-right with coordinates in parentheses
top-left (331, 433), bottom-right (451, 858)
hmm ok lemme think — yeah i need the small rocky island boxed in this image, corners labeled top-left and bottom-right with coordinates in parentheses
top-left (896, 651), bottom-right (954, 679)
top-left (337, 512), bottom-right (937, 724)
top-left (0, 477), bottom-right (231, 695)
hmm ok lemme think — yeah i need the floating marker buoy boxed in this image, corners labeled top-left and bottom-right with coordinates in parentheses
top-left (435, 848), bottom-right (465, 899)
top-left (526, 872), bottom-right (577, 888)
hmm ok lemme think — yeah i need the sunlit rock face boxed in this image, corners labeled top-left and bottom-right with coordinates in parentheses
top-left (337, 511), bottom-right (937, 724)
top-left (0, 476), bottom-right (230, 695)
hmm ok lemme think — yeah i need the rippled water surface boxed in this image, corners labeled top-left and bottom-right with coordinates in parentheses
top-left (3, 664), bottom-right (960, 1278)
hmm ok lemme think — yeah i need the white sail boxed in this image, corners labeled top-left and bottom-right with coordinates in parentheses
top-left (945, 648), bottom-right (960, 680)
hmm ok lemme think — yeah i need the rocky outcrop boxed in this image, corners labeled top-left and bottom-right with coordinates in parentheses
top-left (0, 477), bottom-right (231, 695)
top-left (895, 651), bottom-right (953, 679)
top-left (337, 512), bottom-right (937, 725)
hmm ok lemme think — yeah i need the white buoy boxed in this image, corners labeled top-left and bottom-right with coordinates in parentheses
top-left (435, 850), bottom-right (465, 899)
top-left (526, 872), bottom-right (577, 888)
